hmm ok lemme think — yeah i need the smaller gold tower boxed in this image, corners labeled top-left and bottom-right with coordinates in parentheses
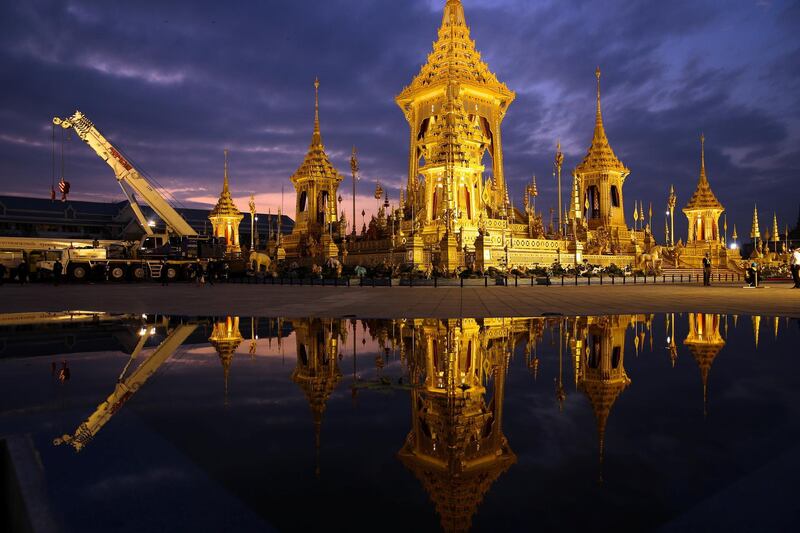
top-left (285, 79), bottom-right (344, 261)
top-left (575, 68), bottom-right (631, 234)
top-left (681, 135), bottom-right (731, 267)
top-left (208, 150), bottom-right (244, 254)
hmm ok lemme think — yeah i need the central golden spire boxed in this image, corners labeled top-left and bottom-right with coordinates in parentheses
top-left (443, 0), bottom-right (466, 25)
top-left (222, 148), bottom-right (230, 192)
top-left (312, 77), bottom-right (322, 146)
top-left (595, 67), bottom-right (603, 127)
top-left (700, 133), bottom-right (706, 178)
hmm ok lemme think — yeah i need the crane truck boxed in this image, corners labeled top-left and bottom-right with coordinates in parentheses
top-left (36, 111), bottom-right (243, 282)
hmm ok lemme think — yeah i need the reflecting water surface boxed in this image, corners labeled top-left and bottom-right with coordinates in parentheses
top-left (1, 312), bottom-right (799, 532)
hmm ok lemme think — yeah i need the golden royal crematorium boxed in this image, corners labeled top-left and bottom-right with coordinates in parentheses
top-left (269, 0), bottom-right (739, 275)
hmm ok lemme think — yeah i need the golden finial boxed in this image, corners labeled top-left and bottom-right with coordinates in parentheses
top-left (555, 139), bottom-right (564, 168)
top-left (312, 77), bottom-right (322, 144)
top-left (350, 145), bottom-right (359, 175)
top-left (700, 133), bottom-right (706, 179)
top-left (595, 67), bottom-right (602, 124)
top-left (223, 149), bottom-right (230, 192)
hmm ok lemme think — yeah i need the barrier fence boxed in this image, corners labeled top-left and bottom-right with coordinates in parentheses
top-left (219, 271), bottom-right (747, 287)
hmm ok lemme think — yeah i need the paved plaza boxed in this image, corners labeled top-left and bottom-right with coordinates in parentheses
top-left (1, 282), bottom-right (798, 318)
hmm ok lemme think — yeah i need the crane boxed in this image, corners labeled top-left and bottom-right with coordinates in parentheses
top-left (53, 110), bottom-right (197, 237)
top-left (54, 321), bottom-right (198, 452)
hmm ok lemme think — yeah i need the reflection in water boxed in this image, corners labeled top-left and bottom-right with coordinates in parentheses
top-left (53, 318), bottom-right (199, 451)
top-left (573, 315), bottom-right (633, 477)
top-left (291, 318), bottom-right (343, 475)
top-left (1, 310), bottom-right (783, 531)
top-left (209, 316), bottom-right (244, 401)
top-left (398, 319), bottom-right (516, 533)
top-left (684, 313), bottom-right (725, 415)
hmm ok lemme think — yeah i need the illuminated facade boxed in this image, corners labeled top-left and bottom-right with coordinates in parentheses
top-left (208, 150), bottom-right (244, 254)
top-left (395, 0), bottom-right (516, 271)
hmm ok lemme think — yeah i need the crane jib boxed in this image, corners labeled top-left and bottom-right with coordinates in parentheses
top-left (108, 146), bottom-right (133, 171)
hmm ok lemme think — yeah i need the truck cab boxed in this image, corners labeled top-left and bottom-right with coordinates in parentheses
top-left (136, 234), bottom-right (227, 260)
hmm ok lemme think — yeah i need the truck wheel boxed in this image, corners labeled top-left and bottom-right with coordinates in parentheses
top-left (110, 265), bottom-right (126, 281)
top-left (164, 266), bottom-right (179, 281)
top-left (69, 264), bottom-right (89, 282)
top-left (132, 265), bottom-right (146, 281)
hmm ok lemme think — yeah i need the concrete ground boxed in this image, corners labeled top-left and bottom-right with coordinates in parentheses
top-left (1, 281), bottom-right (798, 318)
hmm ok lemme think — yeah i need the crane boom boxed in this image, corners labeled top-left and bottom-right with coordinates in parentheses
top-left (53, 111), bottom-right (197, 237)
top-left (54, 323), bottom-right (198, 452)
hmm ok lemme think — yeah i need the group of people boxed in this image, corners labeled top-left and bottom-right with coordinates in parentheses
top-left (0, 259), bottom-right (30, 285)
top-left (158, 259), bottom-right (229, 287)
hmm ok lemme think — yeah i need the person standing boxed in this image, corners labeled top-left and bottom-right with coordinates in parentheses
top-left (17, 259), bottom-right (29, 285)
top-left (702, 253), bottom-right (712, 286)
top-left (791, 247), bottom-right (800, 288)
top-left (53, 259), bottom-right (63, 286)
top-left (160, 258), bottom-right (169, 286)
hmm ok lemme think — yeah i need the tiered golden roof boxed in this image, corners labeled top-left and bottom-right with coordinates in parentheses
top-left (684, 135), bottom-right (723, 211)
top-left (290, 79), bottom-right (343, 188)
top-left (209, 150), bottom-right (243, 219)
top-left (576, 68), bottom-right (629, 175)
top-left (397, 0), bottom-right (513, 101)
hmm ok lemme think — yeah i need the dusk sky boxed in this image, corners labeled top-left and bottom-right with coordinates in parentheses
top-left (1, 0), bottom-right (798, 241)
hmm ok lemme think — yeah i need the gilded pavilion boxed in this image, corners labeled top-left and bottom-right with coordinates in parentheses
top-left (208, 150), bottom-right (244, 255)
top-left (678, 136), bottom-right (736, 269)
top-left (282, 79), bottom-right (344, 261)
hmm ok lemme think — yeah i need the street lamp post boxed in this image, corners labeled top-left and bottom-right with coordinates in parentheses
top-left (555, 141), bottom-right (564, 237)
top-left (254, 215), bottom-right (259, 249)
top-left (249, 194), bottom-right (256, 251)
top-left (350, 146), bottom-right (359, 236)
